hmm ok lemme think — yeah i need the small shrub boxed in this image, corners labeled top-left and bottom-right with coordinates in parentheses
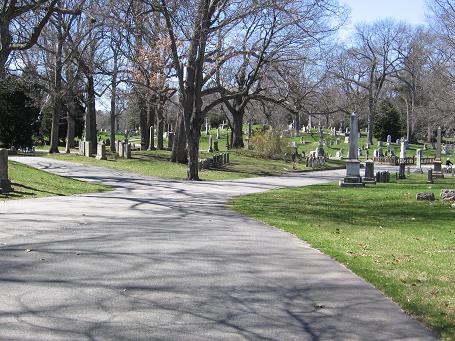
top-left (249, 130), bottom-right (290, 159)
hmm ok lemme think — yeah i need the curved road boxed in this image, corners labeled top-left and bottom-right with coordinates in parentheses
top-left (0, 157), bottom-right (438, 340)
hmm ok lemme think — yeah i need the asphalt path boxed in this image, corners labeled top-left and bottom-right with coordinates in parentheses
top-left (0, 157), bottom-right (439, 340)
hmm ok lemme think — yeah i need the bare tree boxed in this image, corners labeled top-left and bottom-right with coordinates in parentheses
top-left (0, 0), bottom-right (81, 77)
top-left (334, 20), bottom-right (404, 144)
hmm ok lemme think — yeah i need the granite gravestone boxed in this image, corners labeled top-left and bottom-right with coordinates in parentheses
top-left (433, 127), bottom-right (444, 178)
top-left (340, 113), bottom-right (364, 187)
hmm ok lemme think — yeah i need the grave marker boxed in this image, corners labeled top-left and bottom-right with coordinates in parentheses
top-left (364, 159), bottom-right (376, 184)
top-left (433, 126), bottom-right (444, 178)
top-left (340, 113), bottom-right (364, 187)
top-left (96, 143), bottom-right (107, 160)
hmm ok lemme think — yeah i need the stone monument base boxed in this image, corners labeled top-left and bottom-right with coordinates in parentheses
top-left (363, 177), bottom-right (376, 185)
top-left (340, 160), bottom-right (365, 187)
top-left (0, 179), bottom-right (13, 193)
top-left (339, 176), bottom-right (365, 187)
top-left (433, 160), bottom-right (444, 179)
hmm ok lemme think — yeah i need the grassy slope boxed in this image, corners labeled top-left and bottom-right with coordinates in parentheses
top-left (229, 175), bottom-right (455, 340)
top-left (0, 161), bottom-right (110, 201)
top-left (46, 150), bottom-right (345, 181)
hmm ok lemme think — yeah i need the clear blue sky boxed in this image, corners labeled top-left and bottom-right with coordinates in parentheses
top-left (340, 0), bottom-right (427, 38)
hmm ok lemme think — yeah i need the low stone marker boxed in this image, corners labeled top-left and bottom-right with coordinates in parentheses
top-left (441, 189), bottom-right (455, 201)
top-left (125, 144), bottom-right (132, 159)
top-left (96, 143), bottom-right (107, 160)
top-left (415, 148), bottom-right (423, 173)
top-left (0, 149), bottom-right (13, 193)
top-left (78, 140), bottom-right (85, 156)
top-left (416, 192), bottom-right (435, 201)
top-left (84, 141), bottom-right (92, 157)
top-left (118, 142), bottom-right (125, 158)
top-left (364, 160), bottom-right (376, 184)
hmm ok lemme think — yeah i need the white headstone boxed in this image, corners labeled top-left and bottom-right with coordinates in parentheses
top-left (96, 143), bottom-right (107, 160)
top-left (400, 141), bottom-right (407, 159)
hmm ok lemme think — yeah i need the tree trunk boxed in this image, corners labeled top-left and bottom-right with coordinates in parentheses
top-left (110, 58), bottom-right (117, 152)
top-left (404, 98), bottom-right (411, 141)
top-left (157, 102), bottom-right (164, 150)
top-left (0, 18), bottom-right (11, 78)
top-left (294, 113), bottom-right (300, 136)
top-left (171, 112), bottom-right (187, 163)
top-left (49, 98), bottom-right (61, 153)
top-left (367, 98), bottom-right (374, 145)
top-left (86, 74), bottom-right (97, 155)
top-left (231, 109), bottom-right (244, 148)
top-left (49, 34), bottom-right (64, 154)
top-left (65, 109), bottom-right (75, 153)
top-left (187, 131), bottom-right (199, 180)
top-left (137, 94), bottom-right (148, 150)
top-left (409, 94), bottom-right (416, 143)
top-left (185, 115), bottom-right (201, 180)
top-left (147, 102), bottom-right (156, 150)
top-left (0, 50), bottom-right (8, 78)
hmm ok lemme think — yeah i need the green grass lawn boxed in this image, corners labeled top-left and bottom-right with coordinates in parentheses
top-left (0, 161), bottom-right (111, 201)
top-left (43, 149), bottom-right (345, 181)
top-left (229, 175), bottom-right (455, 340)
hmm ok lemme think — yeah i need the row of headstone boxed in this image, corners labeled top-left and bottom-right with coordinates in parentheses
top-left (0, 149), bottom-right (12, 193)
top-left (78, 140), bottom-right (93, 157)
top-left (198, 153), bottom-right (230, 170)
top-left (306, 155), bottom-right (326, 168)
top-left (376, 171), bottom-right (390, 183)
top-left (116, 140), bottom-right (132, 159)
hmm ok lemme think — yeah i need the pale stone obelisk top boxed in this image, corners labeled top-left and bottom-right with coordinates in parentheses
top-left (436, 126), bottom-right (442, 160)
top-left (348, 112), bottom-right (359, 160)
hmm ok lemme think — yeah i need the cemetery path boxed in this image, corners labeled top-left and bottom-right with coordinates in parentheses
top-left (0, 157), bottom-right (438, 341)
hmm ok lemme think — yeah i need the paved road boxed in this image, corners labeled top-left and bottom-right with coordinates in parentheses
top-left (0, 157), bottom-right (438, 341)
